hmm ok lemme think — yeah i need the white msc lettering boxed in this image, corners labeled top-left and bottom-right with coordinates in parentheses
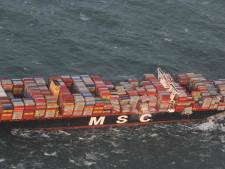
top-left (139, 114), bottom-right (152, 122)
top-left (89, 116), bottom-right (106, 126)
top-left (116, 115), bottom-right (128, 124)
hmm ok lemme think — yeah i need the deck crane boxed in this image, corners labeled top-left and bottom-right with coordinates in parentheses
top-left (157, 67), bottom-right (192, 115)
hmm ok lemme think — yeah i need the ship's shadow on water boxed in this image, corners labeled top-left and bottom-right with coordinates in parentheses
top-left (0, 119), bottom-right (225, 169)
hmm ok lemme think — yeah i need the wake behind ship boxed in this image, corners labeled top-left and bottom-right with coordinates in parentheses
top-left (0, 68), bottom-right (225, 130)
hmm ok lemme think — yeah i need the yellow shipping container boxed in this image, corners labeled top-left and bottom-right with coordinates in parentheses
top-left (49, 80), bottom-right (60, 98)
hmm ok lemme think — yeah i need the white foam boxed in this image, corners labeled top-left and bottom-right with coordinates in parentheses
top-left (80, 13), bottom-right (90, 21)
top-left (83, 160), bottom-right (96, 166)
top-left (195, 121), bottom-right (217, 131)
top-left (184, 28), bottom-right (189, 33)
top-left (40, 133), bottom-right (50, 138)
top-left (69, 158), bottom-right (75, 164)
top-left (150, 133), bottom-right (158, 137)
top-left (85, 153), bottom-right (97, 161)
top-left (58, 130), bottom-right (71, 136)
top-left (164, 38), bottom-right (173, 42)
top-left (111, 141), bottom-right (119, 147)
top-left (44, 151), bottom-right (57, 157)
top-left (111, 149), bottom-right (124, 154)
top-left (0, 158), bottom-right (6, 163)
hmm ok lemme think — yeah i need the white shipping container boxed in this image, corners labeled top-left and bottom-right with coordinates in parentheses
top-left (12, 112), bottom-right (23, 120)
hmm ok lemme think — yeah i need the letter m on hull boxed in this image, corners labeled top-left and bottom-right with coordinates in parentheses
top-left (89, 116), bottom-right (106, 126)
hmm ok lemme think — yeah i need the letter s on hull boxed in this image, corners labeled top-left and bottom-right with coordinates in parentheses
top-left (89, 116), bottom-right (106, 126)
top-left (139, 114), bottom-right (152, 123)
top-left (116, 115), bottom-right (128, 124)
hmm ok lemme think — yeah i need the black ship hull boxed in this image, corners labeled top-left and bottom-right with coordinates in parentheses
top-left (0, 110), bottom-right (223, 130)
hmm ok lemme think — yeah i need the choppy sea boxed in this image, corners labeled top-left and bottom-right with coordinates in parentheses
top-left (0, 0), bottom-right (225, 168)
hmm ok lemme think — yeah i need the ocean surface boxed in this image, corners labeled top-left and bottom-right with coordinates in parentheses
top-left (0, 0), bottom-right (225, 168)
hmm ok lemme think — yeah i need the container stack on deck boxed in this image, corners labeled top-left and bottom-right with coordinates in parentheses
top-left (91, 75), bottom-right (112, 114)
top-left (144, 74), bottom-right (170, 113)
top-left (72, 76), bottom-right (95, 116)
top-left (50, 77), bottom-right (74, 117)
top-left (178, 73), bottom-right (220, 111)
top-left (0, 85), bottom-right (13, 121)
top-left (24, 77), bottom-right (58, 119)
top-left (214, 79), bottom-right (225, 110)
top-left (71, 76), bottom-right (85, 116)
top-left (173, 83), bottom-right (193, 112)
top-left (11, 98), bottom-right (24, 120)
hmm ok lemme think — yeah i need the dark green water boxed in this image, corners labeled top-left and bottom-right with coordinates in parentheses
top-left (0, 0), bottom-right (225, 168)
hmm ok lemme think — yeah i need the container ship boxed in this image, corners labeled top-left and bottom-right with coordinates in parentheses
top-left (0, 68), bottom-right (225, 130)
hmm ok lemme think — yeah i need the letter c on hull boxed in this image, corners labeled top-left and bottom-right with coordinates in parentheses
top-left (140, 114), bottom-right (152, 123)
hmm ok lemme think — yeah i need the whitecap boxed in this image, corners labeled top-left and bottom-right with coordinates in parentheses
top-left (87, 135), bottom-right (96, 141)
top-left (0, 158), bottom-right (6, 163)
top-left (40, 133), bottom-right (50, 138)
top-left (85, 153), bottom-right (97, 161)
top-left (111, 149), bottom-right (124, 154)
top-left (150, 133), bottom-right (158, 137)
top-left (80, 13), bottom-right (90, 21)
top-left (83, 160), bottom-right (96, 166)
top-left (164, 38), bottom-right (173, 42)
top-left (31, 60), bottom-right (42, 65)
top-left (195, 121), bottom-right (217, 131)
top-left (69, 158), bottom-right (75, 164)
top-left (58, 130), bottom-right (71, 136)
top-left (44, 151), bottom-right (57, 157)
top-left (111, 141), bottom-right (119, 147)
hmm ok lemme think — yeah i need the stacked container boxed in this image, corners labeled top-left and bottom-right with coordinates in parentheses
top-left (91, 75), bottom-right (112, 99)
top-left (12, 98), bottom-right (24, 120)
top-left (45, 95), bottom-right (59, 118)
top-left (12, 79), bottom-right (24, 97)
top-left (178, 73), bottom-right (220, 110)
top-left (115, 86), bottom-right (130, 113)
top-left (0, 85), bottom-right (13, 121)
top-left (93, 97), bottom-right (105, 114)
top-left (214, 80), bottom-right (225, 110)
top-left (1, 79), bottom-right (13, 92)
top-left (110, 93), bottom-right (120, 113)
top-left (81, 75), bottom-right (95, 93)
top-left (58, 85), bottom-right (74, 117)
top-left (144, 74), bottom-right (169, 112)
top-left (73, 94), bottom-right (84, 116)
top-left (73, 76), bottom-right (91, 116)
top-left (23, 77), bottom-right (59, 119)
top-left (23, 98), bottom-right (36, 120)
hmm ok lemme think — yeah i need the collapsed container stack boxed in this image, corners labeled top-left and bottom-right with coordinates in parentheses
top-left (91, 75), bottom-right (112, 99)
top-left (72, 76), bottom-right (95, 116)
top-left (91, 75), bottom-right (112, 114)
top-left (126, 79), bottom-right (139, 113)
top-left (114, 85), bottom-right (130, 113)
top-left (60, 76), bottom-right (74, 117)
top-left (214, 80), bottom-right (225, 110)
top-left (50, 77), bottom-right (74, 117)
top-left (173, 83), bottom-right (193, 112)
top-left (73, 94), bottom-right (84, 116)
top-left (178, 73), bottom-right (221, 110)
top-left (143, 74), bottom-right (170, 113)
top-left (24, 77), bottom-right (58, 119)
